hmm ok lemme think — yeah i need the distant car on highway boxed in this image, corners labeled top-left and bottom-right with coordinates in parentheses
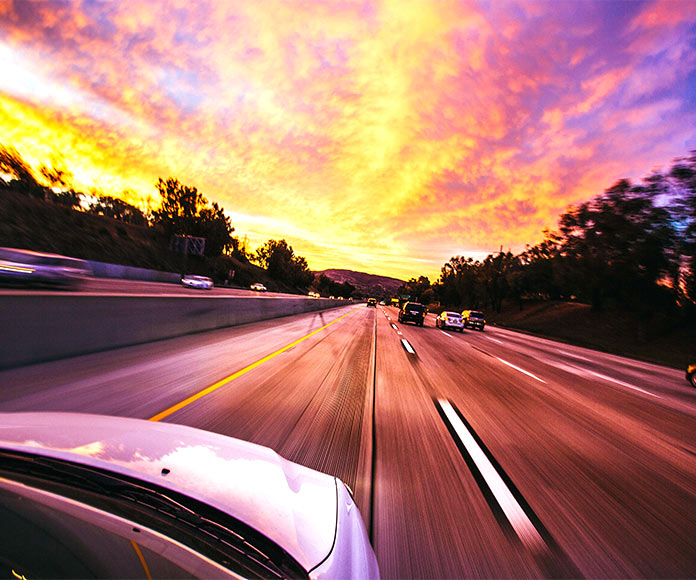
top-left (0, 413), bottom-right (380, 580)
top-left (436, 311), bottom-right (464, 332)
top-left (687, 364), bottom-right (696, 387)
top-left (398, 302), bottom-right (427, 326)
top-left (181, 274), bottom-right (213, 290)
top-left (367, 298), bottom-right (377, 307)
top-left (308, 290), bottom-right (320, 298)
top-left (0, 246), bottom-right (91, 289)
top-left (379, 301), bottom-right (385, 305)
top-left (250, 283), bottom-right (267, 292)
top-left (462, 310), bottom-right (485, 331)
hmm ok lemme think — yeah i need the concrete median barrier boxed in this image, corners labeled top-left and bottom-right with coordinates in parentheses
top-left (0, 295), bottom-right (348, 369)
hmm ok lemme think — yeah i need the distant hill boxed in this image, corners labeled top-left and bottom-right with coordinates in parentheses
top-left (317, 268), bottom-right (404, 297)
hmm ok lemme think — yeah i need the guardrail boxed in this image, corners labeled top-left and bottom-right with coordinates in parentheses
top-left (0, 294), bottom-right (346, 369)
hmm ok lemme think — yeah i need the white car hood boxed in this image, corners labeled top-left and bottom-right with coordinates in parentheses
top-left (0, 412), bottom-right (338, 571)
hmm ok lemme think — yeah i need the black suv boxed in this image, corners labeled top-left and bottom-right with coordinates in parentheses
top-left (462, 310), bottom-right (485, 331)
top-left (367, 298), bottom-right (377, 307)
top-left (398, 302), bottom-right (427, 326)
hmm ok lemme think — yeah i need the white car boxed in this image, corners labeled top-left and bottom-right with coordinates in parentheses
top-left (181, 274), bottom-right (214, 289)
top-left (250, 283), bottom-right (267, 292)
top-left (0, 413), bottom-right (380, 579)
top-left (436, 311), bottom-right (464, 332)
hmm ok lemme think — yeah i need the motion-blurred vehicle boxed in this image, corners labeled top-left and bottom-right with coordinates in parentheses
top-left (367, 298), bottom-right (377, 307)
top-left (398, 302), bottom-right (427, 326)
top-left (687, 364), bottom-right (696, 387)
top-left (181, 274), bottom-right (213, 289)
top-left (308, 290), bottom-right (320, 298)
top-left (250, 283), bottom-right (267, 292)
top-left (436, 311), bottom-right (464, 332)
top-left (0, 413), bottom-right (380, 580)
top-left (0, 247), bottom-right (91, 289)
top-left (462, 310), bottom-right (485, 331)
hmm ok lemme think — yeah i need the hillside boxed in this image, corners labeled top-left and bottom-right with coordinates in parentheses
top-left (487, 300), bottom-right (694, 369)
top-left (317, 268), bottom-right (404, 297)
top-left (0, 188), bottom-right (273, 288)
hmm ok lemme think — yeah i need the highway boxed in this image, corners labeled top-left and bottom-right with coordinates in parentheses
top-left (0, 303), bottom-right (694, 578)
top-left (0, 277), bottom-right (310, 297)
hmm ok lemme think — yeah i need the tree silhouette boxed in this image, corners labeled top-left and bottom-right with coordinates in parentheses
top-left (153, 177), bottom-right (234, 257)
top-left (255, 239), bottom-right (313, 288)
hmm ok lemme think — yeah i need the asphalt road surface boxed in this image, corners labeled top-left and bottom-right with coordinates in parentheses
top-left (1, 304), bottom-right (694, 578)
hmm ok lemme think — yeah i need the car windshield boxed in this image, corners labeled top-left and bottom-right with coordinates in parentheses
top-left (470, 312), bottom-right (484, 318)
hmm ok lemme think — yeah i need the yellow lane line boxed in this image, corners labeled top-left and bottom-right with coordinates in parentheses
top-left (148, 307), bottom-right (362, 422)
top-left (130, 540), bottom-right (153, 580)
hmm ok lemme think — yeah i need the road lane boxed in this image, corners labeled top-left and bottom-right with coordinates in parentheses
top-left (0, 305), bottom-right (360, 417)
top-left (387, 306), bottom-right (696, 578)
top-left (152, 305), bottom-right (376, 516)
top-left (372, 309), bottom-right (550, 578)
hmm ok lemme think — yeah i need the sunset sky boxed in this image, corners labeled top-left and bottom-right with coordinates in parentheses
top-left (1, 0), bottom-right (695, 280)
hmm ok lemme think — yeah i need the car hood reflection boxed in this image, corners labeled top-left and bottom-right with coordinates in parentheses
top-left (0, 412), bottom-right (337, 570)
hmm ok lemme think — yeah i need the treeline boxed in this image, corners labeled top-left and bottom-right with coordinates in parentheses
top-left (313, 274), bottom-right (356, 299)
top-left (0, 144), bottom-right (314, 290)
top-left (400, 151), bottom-right (696, 319)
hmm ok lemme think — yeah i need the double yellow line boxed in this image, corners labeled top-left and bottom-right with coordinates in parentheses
top-left (148, 307), bottom-right (362, 422)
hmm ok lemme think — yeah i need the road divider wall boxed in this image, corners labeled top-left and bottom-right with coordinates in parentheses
top-left (0, 295), bottom-right (347, 369)
top-left (87, 260), bottom-right (181, 283)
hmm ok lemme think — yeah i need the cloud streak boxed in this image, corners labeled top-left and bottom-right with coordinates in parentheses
top-left (1, 0), bottom-right (695, 279)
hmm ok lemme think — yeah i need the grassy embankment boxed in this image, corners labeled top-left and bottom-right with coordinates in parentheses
top-left (486, 300), bottom-right (693, 370)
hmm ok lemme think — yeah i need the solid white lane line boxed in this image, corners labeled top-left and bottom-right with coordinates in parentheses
top-left (401, 339), bottom-right (416, 354)
top-left (496, 357), bottom-right (546, 383)
top-left (586, 369), bottom-right (660, 398)
top-left (440, 330), bottom-right (454, 338)
top-left (559, 350), bottom-right (590, 362)
top-left (554, 363), bottom-right (661, 399)
top-left (437, 399), bottom-right (547, 553)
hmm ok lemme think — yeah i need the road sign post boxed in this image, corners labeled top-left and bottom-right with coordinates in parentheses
top-left (171, 235), bottom-right (206, 277)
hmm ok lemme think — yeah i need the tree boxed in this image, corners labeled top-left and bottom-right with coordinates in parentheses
top-left (397, 276), bottom-right (431, 302)
top-left (255, 239), bottom-right (313, 288)
top-left (313, 274), bottom-right (355, 298)
top-left (40, 160), bottom-right (73, 191)
top-left (662, 151), bottom-right (696, 303)
top-left (556, 178), bottom-right (679, 311)
top-left (0, 144), bottom-right (45, 198)
top-left (153, 177), bottom-right (234, 257)
top-left (87, 193), bottom-right (148, 226)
